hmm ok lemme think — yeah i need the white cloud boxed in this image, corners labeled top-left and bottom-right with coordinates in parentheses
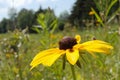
top-left (51, 0), bottom-right (57, 2)
top-left (0, 7), bottom-right (8, 13)
top-left (0, 0), bottom-right (30, 20)
top-left (0, 0), bottom-right (57, 8)
top-left (0, 7), bottom-right (8, 21)
top-left (14, 0), bottom-right (33, 7)
top-left (12, 0), bottom-right (26, 7)
top-left (36, 0), bottom-right (46, 2)
top-left (0, 0), bottom-right (33, 8)
top-left (36, 0), bottom-right (57, 3)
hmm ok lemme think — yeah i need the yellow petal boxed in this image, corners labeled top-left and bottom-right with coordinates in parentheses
top-left (79, 40), bottom-right (113, 54)
top-left (66, 49), bottom-right (79, 65)
top-left (30, 48), bottom-right (65, 69)
top-left (75, 35), bottom-right (81, 43)
top-left (42, 50), bottom-right (65, 66)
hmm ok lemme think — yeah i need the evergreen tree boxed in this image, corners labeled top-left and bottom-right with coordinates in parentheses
top-left (69, 0), bottom-right (98, 27)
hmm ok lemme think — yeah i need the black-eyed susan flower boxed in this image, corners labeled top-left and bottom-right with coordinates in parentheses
top-left (30, 35), bottom-right (113, 69)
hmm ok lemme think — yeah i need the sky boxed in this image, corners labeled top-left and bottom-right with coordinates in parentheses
top-left (0, 0), bottom-right (76, 21)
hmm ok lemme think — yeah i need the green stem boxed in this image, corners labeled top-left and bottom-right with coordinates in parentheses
top-left (15, 52), bottom-right (23, 80)
top-left (62, 55), bottom-right (66, 70)
top-left (70, 65), bottom-right (76, 80)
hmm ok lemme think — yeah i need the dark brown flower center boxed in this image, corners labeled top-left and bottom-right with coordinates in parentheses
top-left (59, 36), bottom-right (77, 50)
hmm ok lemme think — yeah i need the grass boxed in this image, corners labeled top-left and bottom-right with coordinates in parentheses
top-left (0, 24), bottom-right (120, 80)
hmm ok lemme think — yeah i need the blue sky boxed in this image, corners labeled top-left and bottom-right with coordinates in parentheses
top-left (0, 0), bottom-right (76, 21)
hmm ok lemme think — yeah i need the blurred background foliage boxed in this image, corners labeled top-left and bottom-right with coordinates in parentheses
top-left (0, 0), bottom-right (119, 33)
top-left (0, 0), bottom-right (120, 80)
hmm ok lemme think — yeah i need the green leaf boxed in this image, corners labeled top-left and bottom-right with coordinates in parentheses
top-left (81, 55), bottom-right (87, 64)
top-left (106, 0), bottom-right (118, 17)
top-left (91, 8), bottom-right (104, 27)
top-left (37, 13), bottom-right (46, 29)
top-left (93, 0), bottom-right (102, 11)
top-left (76, 60), bottom-right (81, 68)
top-left (50, 19), bottom-right (58, 33)
top-left (31, 26), bottom-right (41, 33)
top-left (107, 6), bottom-right (120, 23)
top-left (107, 8), bottom-right (120, 23)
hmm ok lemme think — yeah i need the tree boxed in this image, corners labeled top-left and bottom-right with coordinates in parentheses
top-left (17, 8), bottom-right (34, 31)
top-left (69, 0), bottom-right (98, 27)
top-left (8, 7), bottom-right (17, 30)
top-left (58, 11), bottom-right (69, 31)
top-left (58, 10), bottom-right (69, 23)
top-left (8, 7), bottom-right (17, 21)
top-left (0, 18), bottom-right (9, 33)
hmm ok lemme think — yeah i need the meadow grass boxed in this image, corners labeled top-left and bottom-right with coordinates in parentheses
top-left (0, 24), bottom-right (119, 80)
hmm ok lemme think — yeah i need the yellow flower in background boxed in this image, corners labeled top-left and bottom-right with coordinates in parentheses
top-left (5, 53), bottom-right (12, 59)
top-left (30, 35), bottom-right (113, 69)
top-left (89, 11), bottom-right (95, 15)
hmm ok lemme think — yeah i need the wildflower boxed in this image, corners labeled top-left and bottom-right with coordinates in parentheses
top-left (30, 35), bottom-right (113, 69)
top-left (89, 11), bottom-right (95, 15)
top-left (6, 53), bottom-right (12, 58)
